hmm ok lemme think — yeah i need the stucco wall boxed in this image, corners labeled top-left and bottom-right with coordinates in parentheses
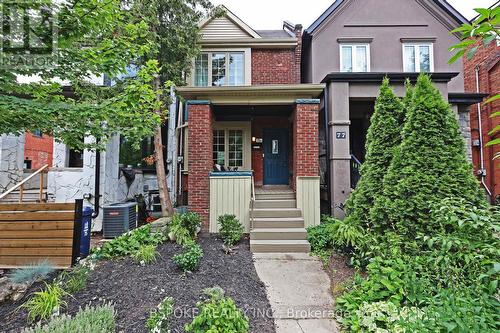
top-left (306, 0), bottom-right (464, 92)
top-left (0, 134), bottom-right (25, 192)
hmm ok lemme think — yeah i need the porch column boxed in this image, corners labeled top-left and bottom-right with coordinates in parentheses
top-left (294, 99), bottom-right (321, 227)
top-left (328, 82), bottom-right (351, 219)
top-left (187, 100), bottom-right (213, 229)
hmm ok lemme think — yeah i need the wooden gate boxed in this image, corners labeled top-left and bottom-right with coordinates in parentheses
top-left (0, 200), bottom-right (83, 269)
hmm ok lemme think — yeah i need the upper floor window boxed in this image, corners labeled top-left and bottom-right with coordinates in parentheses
top-left (403, 43), bottom-right (433, 72)
top-left (340, 44), bottom-right (370, 72)
top-left (194, 52), bottom-right (245, 87)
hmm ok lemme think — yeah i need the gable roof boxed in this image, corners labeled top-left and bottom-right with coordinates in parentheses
top-left (306, 0), bottom-right (469, 34)
top-left (199, 5), bottom-right (261, 39)
top-left (256, 30), bottom-right (295, 38)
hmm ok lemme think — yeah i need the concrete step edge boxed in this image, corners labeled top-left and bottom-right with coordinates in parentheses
top-left (251, 228), bottom-right (307, 233)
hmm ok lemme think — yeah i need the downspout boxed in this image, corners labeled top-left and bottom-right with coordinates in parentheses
top-left (92, 148), bottom-right (101, 219)
top-left (324, 86), bottom-right (332, 214)
top-left (474, 66), bottom-right (493, 197)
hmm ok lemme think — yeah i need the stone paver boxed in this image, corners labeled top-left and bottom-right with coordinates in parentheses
top-left (253, 253), bottom-right (339, 333)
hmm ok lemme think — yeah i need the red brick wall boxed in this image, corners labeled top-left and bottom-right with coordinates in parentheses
top-left (251, 26), bottom-right (302, 85)
top-left (24, 132), bottom-right (53, 170)
top-left (251, 117), bottom-right (293, 186)
top-left (293, 103), bottom-right (320, 189)
top-left (187, 103), bottom-right (213, 228)
top-left (463, 40), bottom-right (500, 202)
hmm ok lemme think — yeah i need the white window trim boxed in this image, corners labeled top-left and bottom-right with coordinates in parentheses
top-left (190, 48), bottom-right (251, 87)
top-left (402, 43), bottom-right (434, 72)
top-left (212, 122), bottom-right (251, 171)
top-left (339, 43), bottom-right (371, 72)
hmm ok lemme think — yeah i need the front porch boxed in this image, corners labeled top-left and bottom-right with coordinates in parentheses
top-left (177, 84), bottom-right (323, 252)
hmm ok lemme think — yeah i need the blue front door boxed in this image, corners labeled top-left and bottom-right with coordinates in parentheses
top-left (263, 129), bottom-right (289, 185)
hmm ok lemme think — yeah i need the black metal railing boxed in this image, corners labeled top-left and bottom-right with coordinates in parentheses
top-left (351, 155), bottom-right (362, 189)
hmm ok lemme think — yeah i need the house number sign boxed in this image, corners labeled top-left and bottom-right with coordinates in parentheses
top-left (336, 132), bottom-right (347, 139)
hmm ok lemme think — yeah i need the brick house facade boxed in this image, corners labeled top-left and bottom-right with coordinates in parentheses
top-left (177, 6), bottom-right (323, 240)
top-left (464, 39), bottom-right (500, 203)
top-left (24, 132), bottom-right (53, 170)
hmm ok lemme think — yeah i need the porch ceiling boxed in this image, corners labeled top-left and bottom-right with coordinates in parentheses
top-left (176, 84), bottom-right (325, 105)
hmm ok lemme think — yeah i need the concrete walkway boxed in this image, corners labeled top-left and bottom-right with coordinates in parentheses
top-left (253, 253), bottom-right (339, 333)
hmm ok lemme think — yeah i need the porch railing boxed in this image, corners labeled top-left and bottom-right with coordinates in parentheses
top-left (0, 164), bottom-right (49, 203)
top-left (351, 155), bottom-right (362, 190)
top-left (250, 171), bottom-right (256, 230)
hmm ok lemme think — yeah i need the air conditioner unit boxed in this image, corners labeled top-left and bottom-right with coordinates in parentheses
top-left (102, 202), bottom-right (138, 239)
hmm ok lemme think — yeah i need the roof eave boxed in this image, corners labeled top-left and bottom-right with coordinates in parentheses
top-left (321, 72), bottom-right (460, 84)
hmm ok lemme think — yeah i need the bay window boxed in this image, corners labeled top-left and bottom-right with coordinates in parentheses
top-left (194, 51), bottom-right (246, 87)
top-left (340, 44), bottom-right (370, 72)
top-left (403, 43), bottom-right (434, 72)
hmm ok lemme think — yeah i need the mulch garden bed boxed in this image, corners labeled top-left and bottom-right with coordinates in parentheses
top-left (324, 251), bottom-right (357, 298)
top-left (0, 235), bottom-right (275, 333)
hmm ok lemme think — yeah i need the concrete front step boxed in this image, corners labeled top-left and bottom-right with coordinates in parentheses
top-left (251, 208), bottom-right (302, 219)
top-left (250, 240), bottom-right (311, 253)
top-left (253, 217), bottom-right (305, 228)
top-left (251, 228), bottom-right (308, 240)
top-left (255, 192), bottom-right (296, 200)
top-left (254, 199), bottom-right (297, 209)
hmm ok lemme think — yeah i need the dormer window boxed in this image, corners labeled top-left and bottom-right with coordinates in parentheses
top-left (194, 51), bottom-right (246, 87)
top-left (340, 44), bottom-right (370, 72)
top-left (402, 43), bottom-right (434, 72)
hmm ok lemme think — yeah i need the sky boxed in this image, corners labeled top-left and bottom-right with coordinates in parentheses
top-left (210, 0), bottom-right (498, 30)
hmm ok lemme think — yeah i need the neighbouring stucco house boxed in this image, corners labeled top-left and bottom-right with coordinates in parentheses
top-left (301, 0), bottom-right (489, 217)
top-left (175, 6), bottom-right (324, 252)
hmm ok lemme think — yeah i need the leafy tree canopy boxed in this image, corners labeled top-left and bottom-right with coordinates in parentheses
top-left (0, 0), bottom-right (218, 150)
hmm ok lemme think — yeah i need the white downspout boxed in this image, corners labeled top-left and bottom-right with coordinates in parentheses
top-left (475, 66), bottom-right (493, 197)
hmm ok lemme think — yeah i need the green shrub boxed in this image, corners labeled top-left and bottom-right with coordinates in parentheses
top-left (345, 78), bottom-right (405, 230)
top-left (170, 212), bottom-right (201, 246)
top-left (354, 301), bottom-right (424, 333)
top-left (334, 76), bottom-right (499, 333)
top-left (306, 216), bottom-right (337, 251)
top-left (307, 216), bottom-right (364, 256)
top-left (185, 287), bottom-right (249, 333)
top-left (146, 296), bottom-right (174, 333)
top-left (8, 260), bottom-right (55, 284)
top-left (57, 265), bottom-right (90, 294)
top-left (371, 74), bottom-right (486, 241)
top-left (217, 214), bottom-right (244, 246)
top-left (22, 304), bottom-right (115, 333)
top-left (92, 225), bottom-right (166, 259)
top-left (172, 243), bottom-right (203, 272)
top-left (132, 244), bottom-right (159, 264)
top-left (22, 283), bottom-right (68, 322)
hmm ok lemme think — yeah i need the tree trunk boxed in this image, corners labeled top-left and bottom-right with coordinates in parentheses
top-left (154, 78), bottom-right (175, 217)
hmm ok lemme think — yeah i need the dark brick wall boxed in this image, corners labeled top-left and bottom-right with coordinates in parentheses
top-left (24, 132), bottom-right (53, 170)
top-left (463, 40), bottom-right (500, 202)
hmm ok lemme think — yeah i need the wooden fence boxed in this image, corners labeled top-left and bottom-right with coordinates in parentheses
top-left (0, 200), bottom-right (83, 269)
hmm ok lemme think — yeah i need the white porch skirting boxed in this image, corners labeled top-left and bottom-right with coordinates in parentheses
top-left (296, 176), bottom-right (321, 228)
top-left (209, 173), bottom-right (252, 233)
